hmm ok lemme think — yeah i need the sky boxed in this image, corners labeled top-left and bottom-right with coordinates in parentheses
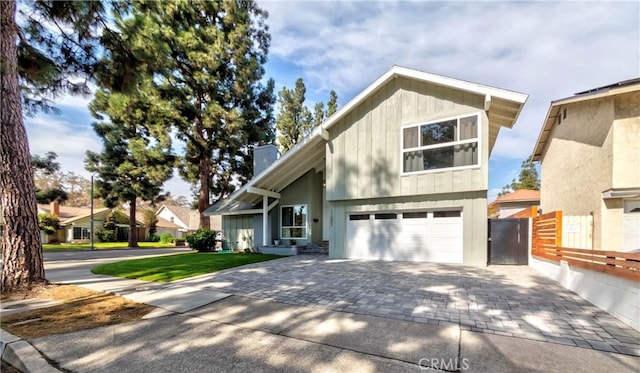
top-left (24, 0), bottom-right (640, 204)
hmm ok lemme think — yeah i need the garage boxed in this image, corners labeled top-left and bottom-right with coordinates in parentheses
top-left (346, 210), bottom-right (463, 263)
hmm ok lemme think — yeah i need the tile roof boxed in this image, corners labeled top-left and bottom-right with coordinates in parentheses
top-left (491, 189), bottom-right (540, 204)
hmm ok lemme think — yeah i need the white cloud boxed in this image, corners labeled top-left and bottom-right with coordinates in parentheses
top-left (261, 0), bottom-right (639, 161)
top-left (25, 115), bottom-right (100, 178)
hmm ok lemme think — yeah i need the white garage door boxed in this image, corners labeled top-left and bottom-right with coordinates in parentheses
top-left (346, 210), bottom-right (463, 263)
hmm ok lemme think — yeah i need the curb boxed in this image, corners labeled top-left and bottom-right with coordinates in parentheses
top-left (1, 329), bottom-right (60, 373)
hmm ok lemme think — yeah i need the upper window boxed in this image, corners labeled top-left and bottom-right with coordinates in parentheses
top-left (402, 113), bottom-right (480, 174)
top-left (281, 205), bottom-right (307, 239)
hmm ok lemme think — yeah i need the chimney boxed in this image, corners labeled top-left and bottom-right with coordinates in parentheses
top-left (50, 200), bottom-right (60, 217)
top-left (253, 144), bottom-right (278, 178)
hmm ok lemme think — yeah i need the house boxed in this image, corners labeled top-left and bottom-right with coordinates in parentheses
top-left (156, 205), bottom-right (221, 238)
top-left (39, 201), bottom-right (150, 243)
top-left (488, 189), bottom-right (540, 219)
top-left (205, 66), bottom-right (527, 265)
top-left (532, 78), bottom-right (640, 252)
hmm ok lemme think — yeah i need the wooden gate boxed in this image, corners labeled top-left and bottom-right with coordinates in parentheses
top-left (488, 218), bottom-right (529, 265)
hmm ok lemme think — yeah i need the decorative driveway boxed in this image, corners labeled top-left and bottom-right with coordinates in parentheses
top-left (178, 255), bottom-right (640, 356)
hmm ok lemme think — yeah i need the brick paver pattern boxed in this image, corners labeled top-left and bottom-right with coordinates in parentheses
top-left (178, 256), bottom-right (640, 356)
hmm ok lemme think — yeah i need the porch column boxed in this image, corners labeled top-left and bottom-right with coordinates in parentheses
top-left (263, 195), bottom-right (269, 247)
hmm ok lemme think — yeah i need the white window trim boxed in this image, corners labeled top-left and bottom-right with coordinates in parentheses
top-left (400, 112), bottom-right (482, 175)
top-left (280, 204), bottom-right (308, 239)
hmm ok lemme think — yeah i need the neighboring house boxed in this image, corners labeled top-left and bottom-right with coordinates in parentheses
top-left (38, 201), bottom-right (112, 243)
top-left (532, 78), bottom-right (640, 252)
top-left (156, 205), bottom-right (222, 238)
top-left (205, 66), bottom-right (527, 265)
top-left (488, 190), bottom-right (540, 219)
top-left (39, 201), bottom-right (148, 243)
top-left (132, 210), bottom-right (181, 239)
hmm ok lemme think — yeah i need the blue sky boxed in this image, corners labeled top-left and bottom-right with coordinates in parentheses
top-left (25, 1), bottom-right (640, 203)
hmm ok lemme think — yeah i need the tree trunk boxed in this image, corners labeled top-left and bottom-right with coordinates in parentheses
top-left (1, 0), bottom-right (47, 292)
top-left (128, 199), bottom-right (138, 248)
top-left (198, 156), bottom-right (211, 229)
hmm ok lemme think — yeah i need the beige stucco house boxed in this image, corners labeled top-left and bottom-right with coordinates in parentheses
top-left (532, 78), bottom-right (640, 252)
top-left (205, 66), bottom-right (527, 265)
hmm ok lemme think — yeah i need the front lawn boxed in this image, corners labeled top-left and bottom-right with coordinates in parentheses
top-left (43, 242), bottom-right (176, 251)
top-left (91, 252), bottom-right (283, 282)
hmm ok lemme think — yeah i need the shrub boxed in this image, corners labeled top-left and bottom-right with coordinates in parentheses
top-left (97, 229), bottom-right (116, 242)
top-left (185, 229), bottom-right (217, 252)
top-left (37, 213), bottom-right (60, 234)
top-left (160, 232), bottom-right (173, 244)
top-left (148, 233), bottom-right (160, 242)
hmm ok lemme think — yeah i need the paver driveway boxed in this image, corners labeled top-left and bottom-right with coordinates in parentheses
top-left (177, 255), bottom-right (640, 356)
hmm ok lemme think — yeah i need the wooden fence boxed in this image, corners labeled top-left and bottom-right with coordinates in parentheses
top-left (532, 211), bottom-right (640, 282)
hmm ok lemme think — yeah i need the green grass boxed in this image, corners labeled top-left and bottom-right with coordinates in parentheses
top-left (91, 252), bottom-right (284, 282)
top-left (43, 242), bottom-right (176, 251)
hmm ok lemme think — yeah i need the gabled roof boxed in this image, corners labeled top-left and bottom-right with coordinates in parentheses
top-left (38, 204), bottom-right (112, 225)
top-left (134, 210), bottom-right (180, 229)
top-left (205, 65), bottom-right (528, 216)
top-left (156, 205), bottom-right (192, 226)
top-left (532, 78), bottom-right (640, 161)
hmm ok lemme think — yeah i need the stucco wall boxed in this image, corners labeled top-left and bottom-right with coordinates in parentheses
top-left (539, 97), bottom-right (615, 249)
top-left (498, 202), bottom-right (537, 219)
top-left (612, 91), bottom-right (640, 189)
top-left (327, 191), bottom-right (488, 265)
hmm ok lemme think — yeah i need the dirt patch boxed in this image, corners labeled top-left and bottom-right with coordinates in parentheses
top-left (1, 284), bottom-right (154, 339)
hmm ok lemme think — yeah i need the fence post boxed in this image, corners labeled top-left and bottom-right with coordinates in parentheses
top-left (555, 210), bottom-right (563, 247)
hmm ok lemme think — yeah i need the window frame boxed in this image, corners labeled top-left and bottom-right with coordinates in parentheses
top-left (400, 112), bottom-right (482, 175)
top-left (280, 204), bottom-right (308, 239)
top-left (73, 227), bottom-right (91, 240)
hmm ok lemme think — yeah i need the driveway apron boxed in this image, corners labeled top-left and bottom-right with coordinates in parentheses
top-left (176, 255), bottom-right (640, 356)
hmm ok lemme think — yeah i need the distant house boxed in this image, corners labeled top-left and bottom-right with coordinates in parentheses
top-left (488, 190), bottom-right (540, 219)
top-left (532, 78), bottom-right (640, 252)
top-left (38, 201), bottom-right (140, 243)
top-left (205, 66), bottom-right (528, 265)
top-left (155, 205), bottom-right (221, 238)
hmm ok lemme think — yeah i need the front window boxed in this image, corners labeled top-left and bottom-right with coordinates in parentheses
top-left (73, 227), bottom-right (91, 240)
top-left (281, 205), bottom-right (307, 239)
top-left (402, 113), bottom-right (480, 173)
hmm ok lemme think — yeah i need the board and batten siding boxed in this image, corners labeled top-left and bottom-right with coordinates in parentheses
top-left (222, 215), bottom-right (254, 251)
top-left (326, 77), bottom-right (488, 202)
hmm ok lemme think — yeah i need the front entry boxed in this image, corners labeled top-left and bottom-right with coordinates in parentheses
top-left (488, 218), bottom-right (529, 265)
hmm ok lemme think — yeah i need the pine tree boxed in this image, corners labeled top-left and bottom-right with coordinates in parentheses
top-left (86, 80), bottom-right (176, 248)
top-left (32, 152), bottom-right (68, 204)
top-left (276, 79), bottom-right (313, 152)
top-left (1, 0), bottom-right (107, 292)
top-left (276, 79), bottom-right (338, 152)
top-left (498, 156), bottom-right (541, 196)
top-left (111, 1), bottom-right (275, 228)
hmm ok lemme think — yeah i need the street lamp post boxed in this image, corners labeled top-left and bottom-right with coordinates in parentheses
top-left (90, 174), bottom-right (95, 251)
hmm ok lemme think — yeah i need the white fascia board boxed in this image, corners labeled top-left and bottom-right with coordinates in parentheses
top-left (218, 200), bottom-right (279, 216)
top-left (322, 66), bottom-right (528, 132)
top-left (394, 66), bottom-right (528, 104)
top-left (247, 186), bottom-right (281, 198)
